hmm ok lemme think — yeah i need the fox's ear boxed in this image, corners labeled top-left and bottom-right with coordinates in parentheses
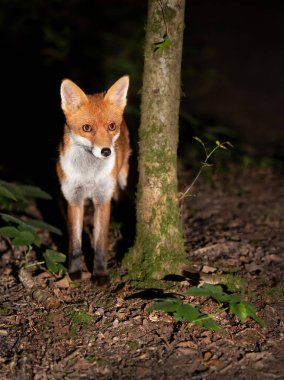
top-left (104, 76), bottom-right (129, 109)
top-left (60, 79), bottom-right (88, 113)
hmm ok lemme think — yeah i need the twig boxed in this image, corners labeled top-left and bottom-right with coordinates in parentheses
top-left (179, 139), bottom-right (233, 201)
top-left (157, 0), bottom-right (169, 36)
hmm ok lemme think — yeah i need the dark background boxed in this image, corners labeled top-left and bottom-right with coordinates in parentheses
top-left (0, 0), bottom-right (283, 196)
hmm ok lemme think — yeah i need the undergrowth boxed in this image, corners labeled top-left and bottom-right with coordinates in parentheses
top-left (148, 283), bottom-right (265, 331)
top-left (0, 179), bottom-right (67, 274)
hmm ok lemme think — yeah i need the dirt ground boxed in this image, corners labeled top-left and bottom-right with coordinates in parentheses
top-left (1, 164), bottom-right (284, 380)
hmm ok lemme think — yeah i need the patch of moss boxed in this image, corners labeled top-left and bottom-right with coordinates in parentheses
top-left (127, 340), bottom-right (140, 350)
top-left (266, 283), bottom-right (284, 299)
top-left (124, 228), bottom-right (186, 282)
top-left (65, 308), bottom-right (93, 339)
top-left (0, 305), bottom-right (9, 316)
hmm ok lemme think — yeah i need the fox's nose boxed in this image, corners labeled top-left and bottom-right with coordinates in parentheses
top-left (101, 148), bottom-right (111, 157)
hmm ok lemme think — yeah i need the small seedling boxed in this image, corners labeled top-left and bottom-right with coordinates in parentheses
top-left (188, 283), bottom-right (265, 326)
top-left (148, 283), bottom-right (265, 331)
top-left (148, 297), bottom-right (221, 331)
top-left (180, 138), bottom-right (233, 200)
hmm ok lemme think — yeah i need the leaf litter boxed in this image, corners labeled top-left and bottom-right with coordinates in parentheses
top-left (0, 166), bottom-right (284, 379)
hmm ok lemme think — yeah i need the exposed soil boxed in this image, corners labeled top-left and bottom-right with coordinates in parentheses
top-left (1, 165), bottom-right (284, 380)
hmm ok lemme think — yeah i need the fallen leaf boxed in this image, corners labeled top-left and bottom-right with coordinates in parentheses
top-left (176, 341), bottom-right (197, 349)
top-left (74, 357), bottom-right (92, 370)
top-left (55, 276), bottom-right (70, 288)
top-left (177, 347), bottom-right (197, 355)
top-left (203, 351), bottom-right (213, 361)
top-left (208, 358), bottom-right (222, 368)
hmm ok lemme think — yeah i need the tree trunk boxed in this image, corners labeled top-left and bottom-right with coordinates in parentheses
top-left (124, 0), bottom-right (187, 281)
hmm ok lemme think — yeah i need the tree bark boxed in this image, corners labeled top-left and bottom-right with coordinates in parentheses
top-left (124, 0), bottom-right (187, 281)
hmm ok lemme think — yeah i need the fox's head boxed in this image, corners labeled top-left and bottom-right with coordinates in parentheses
top-left (60, 76), bottom-right (129, 159)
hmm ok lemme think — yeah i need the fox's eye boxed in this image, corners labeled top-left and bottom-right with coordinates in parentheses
top-left (108, 122), bottom-right (116, 131)
top-left (82, 124), bottom-right (92, 132)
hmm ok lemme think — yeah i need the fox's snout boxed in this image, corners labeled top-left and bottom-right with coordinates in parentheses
top-left (92, 143), bottom-right (114, 159)
top-left (101, 148), bottom-right (112, 157)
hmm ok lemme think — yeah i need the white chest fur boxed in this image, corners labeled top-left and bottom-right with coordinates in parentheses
top-left (60, 144), bottom-right (116, 205)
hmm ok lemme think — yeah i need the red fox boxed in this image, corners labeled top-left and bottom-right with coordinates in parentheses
top-left (56, 76), bottom-right (131, 280)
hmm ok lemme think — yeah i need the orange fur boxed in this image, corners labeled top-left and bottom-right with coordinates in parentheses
top-left (56, 76), bottom-right (131, 280)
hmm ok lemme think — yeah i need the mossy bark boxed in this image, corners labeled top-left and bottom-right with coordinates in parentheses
top-left (123, 0), bottom-right (187, 281)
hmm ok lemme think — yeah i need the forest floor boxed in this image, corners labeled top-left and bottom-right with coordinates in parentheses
top-left (1, 164), bottom-right (284, 380)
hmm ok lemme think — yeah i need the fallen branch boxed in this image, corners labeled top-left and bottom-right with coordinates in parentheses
top-left (19, 267), bottom-right (61, 309)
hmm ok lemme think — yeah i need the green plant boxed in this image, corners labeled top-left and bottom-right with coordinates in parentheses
top-left (180, 138), bottom-right (233, 200)
top-left (0, 179), bottom-right (66, 274)
top-left (0, 179), bottom-right (51, 210)
top-left (148, 283), bottom-right (265, 331)
top-left (188, 284), bottom-right (265, 326)
top-left (148, 297), bottom-right (221, 331)
top-left (43, 249), bottom-right (67, 275)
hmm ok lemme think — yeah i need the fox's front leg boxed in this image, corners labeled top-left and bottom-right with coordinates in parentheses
top-left (67, 202), bottom-right (84, 280)
top-left (93, 201), bottom-right (111, 278)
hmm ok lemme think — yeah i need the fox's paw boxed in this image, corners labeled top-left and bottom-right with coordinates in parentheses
top-left (92, 274), bottom-right (110, 286)
top-left (92, 263), bottom-right (109, 285)
top-left (68, 270), bottom-right (82, 282)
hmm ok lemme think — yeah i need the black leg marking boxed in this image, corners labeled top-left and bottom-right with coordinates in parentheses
top-left (93, 249), bottom-right (108, 276)
top-left (69, 248), bottom-right (82, 281)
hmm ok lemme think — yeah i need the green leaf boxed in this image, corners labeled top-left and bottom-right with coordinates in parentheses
top-left (86, 355), bottom-right (97, 363)
top-left (19, 185), bottom-right (52, 200)
top-left (188, 284), bottom-right (223, 297)
top-left (175, 304), bottom-right (222, 331)
top-left (0, 225), bottom-right (40, 247)
top-left (0, 213), bottom-right (62, 236)
top-left (0, 226), bottom-right (20, 238)
top-left (148, 297), bottom-right (222, 331)
top-left (230, 301), bottom-right (265, 327)
top-left (0, 181), bottom-right (52, 208)
top-left (0, 184), bottom-right (17, 201)
top-left (12, 230), bottom-right (35, 246)
top-left (223, 293), bottom-right (243, 304)
top-left (193, 136), bottom-right (205, 146)
top-left (43, 249), bottom-right (67, 274)
top-left (44, 249), bottom-right (66, 263)
top-left (0, 182), bottom-right (28, 205)
top-left (188, 284), bottom-right (243, 304)
top-left (26, 219), bottom-right (62, 235)
top-left (17, 225), bottom-right (41, 247)
top-left (0, 213), bottom-right (35, 228)
top-left (154, 34), bottom-right (171, 53)
top-left (202, 317), bottom-right (222, 331)
top-left (148, 298), bottom-right (181, 314)
top-left (175, 303), bottom-right (202, 322)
